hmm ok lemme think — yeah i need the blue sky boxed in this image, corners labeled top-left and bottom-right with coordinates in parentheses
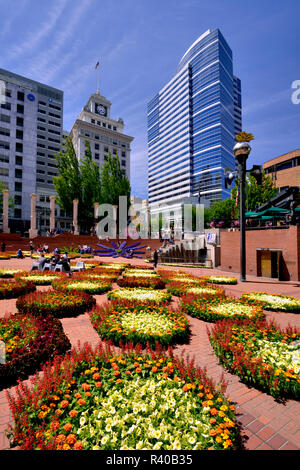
top-left (0, 0), bottom-right (299, 199)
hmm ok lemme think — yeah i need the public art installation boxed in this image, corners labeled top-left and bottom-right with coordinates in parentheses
top-left (93, 241), bottom-right (146, 258)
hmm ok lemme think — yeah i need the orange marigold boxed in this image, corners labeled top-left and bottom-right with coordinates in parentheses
top-left (60, 400), bottom-right (69, 409)
top-left (81, 383), bottom-right (90, 391)
top-left (74, 441), bottom-right (83, 450)
top-left (55, 434), bottom-right (66, 444)
top-left (66, 434), bottom-right (77, 445)
top-left (64, 423), bottom-right (72, 432)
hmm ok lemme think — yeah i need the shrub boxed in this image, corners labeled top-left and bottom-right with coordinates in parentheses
top-left (0, 314), bottom-right (71, 390)
top-left (6, 343), bottom-right (241, 450)
top-left (0, 279), bottom-right (36, 299)
top-left (16, 290), bottom-right (96, 318)
top-left (209, 318), bottom-right (300, 399)
top-left (89, 300), bottom-right (189, 347)
top-left (181, 295), bottom-right (264, 323)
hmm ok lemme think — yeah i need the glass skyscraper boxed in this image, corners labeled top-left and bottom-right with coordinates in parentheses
top-left (147, 28), bottom-right (242, 209)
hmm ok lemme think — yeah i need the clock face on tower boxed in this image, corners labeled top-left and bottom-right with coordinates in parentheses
top-left (95, 104), bottom-right (107, 116)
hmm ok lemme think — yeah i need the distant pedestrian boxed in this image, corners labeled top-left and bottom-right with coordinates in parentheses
top-left (153, 249), bottom-right (158, 268)
top-left (1, 241), bottom-right (6, 252)
top-left (30, 241), bottom-right (34, 257)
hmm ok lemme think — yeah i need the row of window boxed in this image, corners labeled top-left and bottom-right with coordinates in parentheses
top-left (90, 118), bottom-right (117, 131)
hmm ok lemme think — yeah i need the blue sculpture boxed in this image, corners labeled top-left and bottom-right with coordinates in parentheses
top-left (93, 240), bottom-right (146, 259)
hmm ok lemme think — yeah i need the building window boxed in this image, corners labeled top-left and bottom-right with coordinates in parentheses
top-left (91, 119), bottom-right (95, 124)
top-left (14, 195), bottom-right (22, 205)
top-left (102, 122), bottom-right (106, 127)
top-left (16, 129), bottom-right (23, 140)
top-left (0, 155), bottom-right (9, 163)
top-left (0, 168), bottom-right (9, 177)
top-left (17, 91), bottom-right (25, 101)
top-left (40, 196), bottom-right (45, 202)
top-left (15, 142), bottom-right (23, 153)
top-left (95, 143), bottom-right (99, 150)
top-left (0, 127), bottom-right (10, 137)
top-left (95, 153), bottom-right (99, 160)
top-left (15, 169), bottom-right (22, 179)
top-left (0, 114), bottom-right (10, 123)
top-left (122, 151), bottom-right (126, 157)
top-left (16, 116), bottom-right (24, 127)
top-left (14, 208), bottom-right (22, 219)
top-left (113, 149), bottom-right (117, 155)
top-left (104, 146), bottom-right (109, 153)
top-left (122, 160), bottom-right (126, 167)
top-left (15, 182), bottom-right (22, 192)
top-left (108, 124), bottom-right (111, 129)
top-left (113, 126), bottom-right (117, 131)
top-left (17, 104), bottom-right (24, 114)
top-left (15, 155), bottom-right (23, 166)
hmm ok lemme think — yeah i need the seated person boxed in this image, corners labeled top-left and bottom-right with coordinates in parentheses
top-left (31, 254), bottom-right (47, 271)
top-left (16, 249), bottom-right (24, 259)
top-left (50, 253), bottom-right (60, 266)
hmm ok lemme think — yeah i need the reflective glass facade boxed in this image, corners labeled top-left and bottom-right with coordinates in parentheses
top-left (147, 29), bottom-right (242, 207)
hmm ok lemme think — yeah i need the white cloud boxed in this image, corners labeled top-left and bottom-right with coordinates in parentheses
top-left (6, 0), bottom-right (69, 59)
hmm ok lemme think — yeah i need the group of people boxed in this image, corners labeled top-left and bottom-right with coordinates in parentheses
top-left (46, 228), bottom-right (64, 237)
top-left (31, 250), bottom-right (72, 275)
top-left (78, 244), bottom-right (92, 254)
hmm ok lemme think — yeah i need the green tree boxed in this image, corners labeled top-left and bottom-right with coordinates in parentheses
top-left (101, 152), bottom-right (131, 207)
top-left (53, 136), bottom-right (81, 217)
top-left (80, 141), bottom-right (102, 230)
top-left (204, 198), bottom-right (237, 227)
top-left (231, 171), bottom-right (278, 213)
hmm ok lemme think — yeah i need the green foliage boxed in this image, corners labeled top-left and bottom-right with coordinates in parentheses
top-left (231, 171), bottom-right (278, 213)
top-left (101, 153), bottom-right (131, 207)
top-left (53, 137), bottom-right (81, 216)
top-left (204, 198), bottom-right (237, 227)
top-left (53, 138), bottom-right (130, 231)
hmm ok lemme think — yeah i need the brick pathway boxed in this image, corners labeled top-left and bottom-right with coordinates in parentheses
top-left (0, 257), bottom-right (300, 450)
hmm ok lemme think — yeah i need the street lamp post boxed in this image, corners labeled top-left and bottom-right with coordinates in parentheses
top-left (233, 141), bottom-right (251, 282)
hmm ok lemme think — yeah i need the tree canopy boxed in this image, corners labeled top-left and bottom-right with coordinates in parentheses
top-left (53, 137), bottom-right (130, 232)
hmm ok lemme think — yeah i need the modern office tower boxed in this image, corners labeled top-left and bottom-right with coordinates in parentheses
top-left (0, 68), bottom-right (67, 234)
top-left (69, 91), bottom-right (133, 181)
top-left (147, 28), bottom-right (242, 212)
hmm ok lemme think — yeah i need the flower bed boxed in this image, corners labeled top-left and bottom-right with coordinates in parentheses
top-left (201, 276), bottom-right (238, 285)
top-left (123, 270), bottom-right (159, 278)
top-left (0, 314), bottom-right (71, 390)
top-left (181, 295), bottom-right (264, 323)
top-left (14, 271), bottom-right (66, 285)
top-left (0, 269), bottom-right (26, 278)
top-left (52, 277), bottom-right (112, 295)
top-left (166, 281), bottom-right (223, 297)
top-left (99, 263), bottom-right (129, 271)
top-left (16, 290), bottom-right (96, 318)
top-left (241, 292), bottom-right (300, 313)
top-left (73, 272), bottom-right (119, 282)
top-left (6, 343), bottom-right (240, 450)
top-left (89, 301), bottom-right (189, 347)
top-left (107, 287), bottom-right (172, 305)
top-left (117, 276), bottom-right (166, 289)
top-left (209, 318), bottom-right (300, 399)
top-left (0, 279), bottom-right (36, 299)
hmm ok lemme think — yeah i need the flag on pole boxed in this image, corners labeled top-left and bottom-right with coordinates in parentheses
top-left (95, 61), bottom-right (99, 69)
top-left (235, 189), bottom-right (239, 207)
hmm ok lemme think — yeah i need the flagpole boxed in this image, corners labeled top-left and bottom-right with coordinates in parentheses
top-left (95, 61), bottom-right (100, 94)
